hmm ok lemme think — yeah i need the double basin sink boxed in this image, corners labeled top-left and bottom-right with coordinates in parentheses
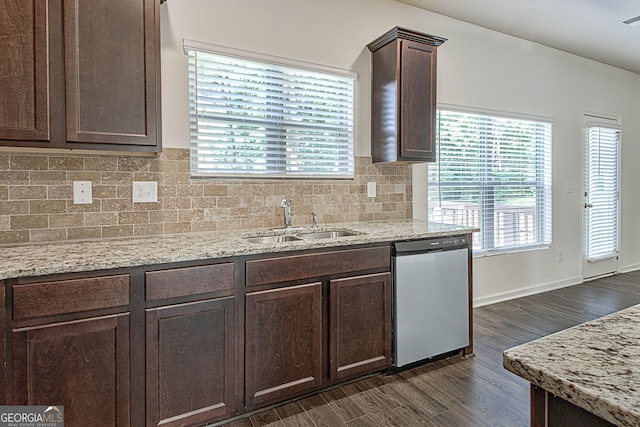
top-left (244, 229), bottom-right (360, 244)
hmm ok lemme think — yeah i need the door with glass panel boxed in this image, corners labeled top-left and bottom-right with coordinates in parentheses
top-left (582, 119), bottom-right (620, 280)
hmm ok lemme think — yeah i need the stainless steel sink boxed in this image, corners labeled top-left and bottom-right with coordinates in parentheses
top-left (244, 235), bottom-right (304, 244)
top-left (297, 230), bottom-right (359, 240)
top-left (243, 229), bottom-right (361, 244)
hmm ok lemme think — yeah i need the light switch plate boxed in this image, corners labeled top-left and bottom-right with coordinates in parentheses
top-left (565, 181), bottom-right (574, 193)
top-left (133, 181), bottom-right (158, 203)
top-left (73, 181), bottom-right (92, 204)
top-left (367, 182), bottom-right (376, 198)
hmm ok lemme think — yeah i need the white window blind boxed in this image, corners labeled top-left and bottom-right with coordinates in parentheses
top-left (583, 124), bottom-right (619, 261)
top-left (185, 42), bottom-right (356, 178)
top-left (429, 109), bottom-right (552, 254)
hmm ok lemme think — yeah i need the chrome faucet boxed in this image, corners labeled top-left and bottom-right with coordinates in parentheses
top-left (280, 199), bottom-right (293, 228)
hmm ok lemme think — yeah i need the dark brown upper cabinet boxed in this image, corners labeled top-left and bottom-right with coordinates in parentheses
top-left (0, 1), bottom-right (50, 142)
top-left (0, 0), bottom-right (161, 152)
top-left (368, 27), bottom-right (446, 163)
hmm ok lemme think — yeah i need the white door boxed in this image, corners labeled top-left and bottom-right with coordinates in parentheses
top-left (582, 119), bottom-right (620, 280)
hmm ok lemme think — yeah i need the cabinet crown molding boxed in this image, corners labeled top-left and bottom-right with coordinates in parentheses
top-left (367, 26), bottom-right (447, 52)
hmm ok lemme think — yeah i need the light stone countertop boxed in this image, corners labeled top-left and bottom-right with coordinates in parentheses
top-left (0, 219), bottom-right (476, 280)
top-left (503, 304), bottom-right (640, 426)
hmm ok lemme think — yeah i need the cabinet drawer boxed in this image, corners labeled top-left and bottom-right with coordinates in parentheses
top-left (246, 245), bottom-right (390, 287)
top-left (146, 263), bottom-right (234, 301)
top-left (13, 274), bottom-right (130, 320)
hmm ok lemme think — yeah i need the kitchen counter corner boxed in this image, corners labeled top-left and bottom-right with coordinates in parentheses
top-left (503, 304), bottom-right (640, 426)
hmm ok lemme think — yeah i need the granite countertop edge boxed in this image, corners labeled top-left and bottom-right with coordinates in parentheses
top-left (503, 305), bottom-right (640, 427)
top-left (0, 219), bottom-right (478, 280)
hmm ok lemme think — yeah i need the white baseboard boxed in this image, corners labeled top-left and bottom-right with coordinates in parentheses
top-left (620, 263), bottom-right (640, 274)
top-left (472, 275), bottom-right (582, 308)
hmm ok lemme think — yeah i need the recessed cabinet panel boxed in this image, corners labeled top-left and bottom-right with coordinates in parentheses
top-left (146, 297), bottom-right (236, 426)
top-left (400, 40), bottom-right (436, 160)
top-left (64, 0), bottom-right (159, 146)
top-left (0, 0), bottom-right (49, 141)
top-left (245, 283), bottom-right (323, 408)
top-left (329, 273), bottom-right (392, 380)
top-left (12, 314), bottom-right (131, 426)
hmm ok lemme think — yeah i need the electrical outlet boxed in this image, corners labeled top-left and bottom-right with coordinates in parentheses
top-left (133, 181), bottom-right (158, 203)
top-left (73, 181), bottom-right (92, 204)
top-left (557, 250), bottom-right (564, 262)
top-left (367, 182), bottom-right (376, 198)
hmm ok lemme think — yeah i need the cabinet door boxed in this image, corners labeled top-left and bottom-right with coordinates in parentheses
top-left (12, 314), bottom-right (130, 427)
top-left (0, 281), bottom-right (5, 404)
top-left (146, 297), bottom-right (235, 427)
top-left (245, 283), bottom-right (323, 408)
top-left (329, 273), bottom-right (392, 380)
top-left (63, 0), bottom-right (159, 148)
top-left (399, 40), bottom-right (436, 161)
top-left (0, 0), bottom-right (50, 141)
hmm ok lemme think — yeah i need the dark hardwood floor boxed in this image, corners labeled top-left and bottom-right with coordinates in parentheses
top-left (218, 270), bottom-right (640, 427)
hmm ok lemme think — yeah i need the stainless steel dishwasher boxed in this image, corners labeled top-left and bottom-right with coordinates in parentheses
top-left (393, 235), bottom-right (470, 368)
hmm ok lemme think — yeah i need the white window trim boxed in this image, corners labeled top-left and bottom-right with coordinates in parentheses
top-left (183, 39), bottom-right (358, 80)
top-left (430, 104), bottom-right (554, 256)
top-left (437, 103), bottom-right (556, 126)
top-left (185, 40), bottom-right (357, 180)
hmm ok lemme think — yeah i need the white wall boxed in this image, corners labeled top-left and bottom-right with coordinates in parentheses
top-left (160, 0), bottom-right (640, 305)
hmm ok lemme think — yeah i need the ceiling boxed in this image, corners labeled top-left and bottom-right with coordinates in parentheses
top-left (394, 0), bottom-right (640, 75)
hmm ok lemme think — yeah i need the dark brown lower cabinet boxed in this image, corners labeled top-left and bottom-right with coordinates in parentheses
top-left (12, 314), bottom-right (131, 427)
top-left (531, 385), bottom-right (614, 427)
top-left (245, 283), bottom-right (323, 408)
top-left (3, 244), bottom-right (399, 426)
top-left (329, 272), bottom-right (392, 381)
top-left (145, 297), bottom-right (236, 427)
top-left (0, 280), bottom-right (5, 404)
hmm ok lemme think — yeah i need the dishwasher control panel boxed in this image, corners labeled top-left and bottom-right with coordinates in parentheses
top-left (394, 235), bottom-right (469, 254)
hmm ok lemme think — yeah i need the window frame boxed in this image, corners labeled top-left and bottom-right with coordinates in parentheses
top-left (429, 105), bottom-right (554, 256)
top-left (184, 39), bottom-right (357, 179)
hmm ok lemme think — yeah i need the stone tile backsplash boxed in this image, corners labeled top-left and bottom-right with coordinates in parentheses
top-left (0, 148), bottom-right (412, 245)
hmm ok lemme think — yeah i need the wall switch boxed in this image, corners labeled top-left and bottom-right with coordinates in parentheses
top-left (367, 182), bottom-right (376, 198)
top-left (73, 181), bottom-right (92, 204)
top-left (133, 181), bottom-right (158, 203)
top-left (557, 250), bottom-right (564, 262)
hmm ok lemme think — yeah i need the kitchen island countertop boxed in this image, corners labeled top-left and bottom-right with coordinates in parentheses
top-left (0, 219), bottom-right (476, 280)
top-left (503, 304), bottom-right (640, 426)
